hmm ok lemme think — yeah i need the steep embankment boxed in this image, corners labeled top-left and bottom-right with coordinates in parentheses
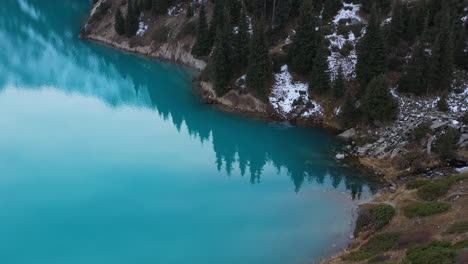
top-left (80, 0), bottom-right (270, 116)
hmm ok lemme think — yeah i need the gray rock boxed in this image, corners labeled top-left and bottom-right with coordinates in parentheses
top-left (431, 120), bottom-right (448, 130)
top-left (338, 128), bottom-right (356, 140)
top-left (458, 134), bottom-right (468, 146)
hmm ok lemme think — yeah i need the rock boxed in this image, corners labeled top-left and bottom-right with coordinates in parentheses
top-left (430, 120), bottom-right (448, 130)
top-left (411, 158), bottom-right (426, 173)
top-left (336, 153), bottom-right (345, 160)
top-left (427, 135), bottom-right (435, 155)
top-left (392, 155), bottom-right (410, 170)
top-left (338, 128), bottom-right (356, 141)
top-left (458, 134), bottom-right (468, 146)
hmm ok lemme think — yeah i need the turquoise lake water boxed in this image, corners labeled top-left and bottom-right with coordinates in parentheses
top-left (0, 1), bottom-right (374, 263)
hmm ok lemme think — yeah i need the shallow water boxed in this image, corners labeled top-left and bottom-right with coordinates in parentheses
top-left (0, 1), bottom-right (373, 263)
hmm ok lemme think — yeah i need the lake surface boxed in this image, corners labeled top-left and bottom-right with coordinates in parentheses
top-left (0, 1), bottom-right (374, 263)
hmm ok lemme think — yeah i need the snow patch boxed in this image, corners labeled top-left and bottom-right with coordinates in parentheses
top-left (269, 65), bottom-right (323, 119)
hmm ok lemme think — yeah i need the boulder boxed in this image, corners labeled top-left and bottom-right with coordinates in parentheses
top-left (336, 153), bottom-right (345, 160)
top-left (338, 128), bottom-right (356, 141)
top-left (457, 134), bottom-right (468, 146)
top-left (430, 120), bottom-right (448, 130)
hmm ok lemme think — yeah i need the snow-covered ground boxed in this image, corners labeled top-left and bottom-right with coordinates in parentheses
top-left (136, 13), bottom-right (149, 36)
top-left (326, 3), bottom-right (365, 79)
top-left (269, 65), bottom-right (323, 119)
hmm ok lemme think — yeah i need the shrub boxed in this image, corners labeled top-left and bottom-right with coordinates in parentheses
top-left (446, 221), bottom-right (468, 234)
top-left (405, 241), bottom-right (456, 264)
top-left (337, 23), bottom-right (350, 37)
top-left (452, 239), bottom-right (468, 250)
top-left (371, 204), bottom-right (396, 226)
top-left (406, 179), bottom-right (430, 189)
top-left (344, 233), bottom-right (401, 261)
top-left (403, 202), bottom-right (451, 218)
top-left (417, 173), bottom-right (468, 200)
top-left (417, 181), bottom-right (451, 201)
top-left (404, 151), bottom-right (421, 163)
top-left (436, 127), bottom-right (460, 161)
top-left (437, 95), bottom-right (449, 112)
top-left (413, 122), bottom-right (432, 139)
top-left (349, 23), bottom-right (365, 38)
top-left (152, 26), bottom-right (170, 42)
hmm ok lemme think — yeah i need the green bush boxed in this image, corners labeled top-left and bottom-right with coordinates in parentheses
top-left (177, 22), bottom-right (196, 39)
top-left (417, 181), bottom-right (451, 201)
top-left (344, 233), bottom-right (401, 261)
top-left (348, 23), bottom-right (364, 38)
top-left (417, 174), bottom-right (468, 200)
top-left (337, 23), bottom-right (351, 37)
top-left (447, 221), bottom-right (468, 234)
top-left (406, 179), bottom-right (430, 189)
top-left (413, 122), bottom-right (432, 139)
top-left (405, 241), bottom-right (455, 264)
top-left (404, 152), bottom-right (421, 163)
top-left (403, 202), bottom-right (451, 218)
top-left (371, 204), bottom-right (396, 226)
top-left (452, 239), bottom-right (468, 250)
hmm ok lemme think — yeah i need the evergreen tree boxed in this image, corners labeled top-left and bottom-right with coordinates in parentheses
top-left (209, 0), bottom-right (226, 48)
top-left (356, 5), bottom-right (386, 90)
top-left (144, 0), bottom-right (152, 10)
top-left (361, 75), bottom-right (398, 122)
top-left (437, 93), bottom-right (449, 112)
top-left (333, 65), bottom-right (345, 98)
top-left (152, 0), bottom-right (169, 16)
top-left (247, 20), bottom-right (271, 99)
top-left (309, 35), bottom-right (330, 95)
top-left (288, 0), bottom-right (318, 74)
top-left (126, 0), bottom-right (139, 37)
top-left (428, 9), bottom-right (454, 92)
top-left (398, 40), bottom-right (428, 95)
top-left (388, 0), bottom-right (404, 47)
top-left (340, 90), bottom-right (360, 128)
top-left (274, 0), bottom-right (291, 27)
top-left (114, 8), bottom-right (126, 36)
top-left (322, 0), bottom-right (342, 21)
top-left (405, 10), bottom-right (418, 43)
top-left (212, 27), bottom-right (230, 96)
top-left (192, 3), bottom-right (211, 56)
top-left (453, 22), bottom-right (467, 70)
top-left (233, 8), bottom-right (250, 70)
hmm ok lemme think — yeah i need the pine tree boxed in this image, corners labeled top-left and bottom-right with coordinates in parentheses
top-left (340, 90), bottom-right (360, 128)
top-left (398, 40), bottom-right (428, 95)
top-left (152, 0), bottom-right (169, 16)
top-left (405, 10), bottom-right (417, 43)
top-left (361, 75), bottom-right (399, 122)
top-left (333, 65), bottom-right (345, 98)
top-left (437, 93), bottom-right (449, 112)
top-left (453, 22), bottom-right (467, 70)
top-left (288, 0), bottom-right (318, 74)
top-left (213, 27), bottom-right (230, 96)
top-left (388, 0), bottom-right (404, 47)
top-left (144, 0), bottom-right (152, 10)
top-left (233, 8), bottom-right (250, 70)
top-left (209, 0), bottom-right (226, 48)
top-left (322, 0), bottom-right (342, 21)
top-left (247, 20), bottom-right (271, 100)
top-left (274, 0), bottom-right (291, 27)
top-left (309, 35), bottom-right (330, 95)
top-left (356, 5), bottom-right (386, 90)
top-left (114, 8), bottom-right (126, 36)
top-left (192, 3), bottom-right (211, 57)
top-left (428, 9), bottom-right (454, 92)
top-left (125, 0), bottom-right (139, 37)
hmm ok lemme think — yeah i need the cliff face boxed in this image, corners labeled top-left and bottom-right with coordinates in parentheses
top-left (81, 0), bottom-right (270, 115)
top-left (81, 0), bottom-right (206, 70)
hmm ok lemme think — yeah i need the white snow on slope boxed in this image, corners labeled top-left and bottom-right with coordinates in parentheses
top-left (270, 65), bottom-right (323, 119)
top-left (326, 3), bottom-right (365, 79)
top-left (136, 13), bottom-right (149, 36)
